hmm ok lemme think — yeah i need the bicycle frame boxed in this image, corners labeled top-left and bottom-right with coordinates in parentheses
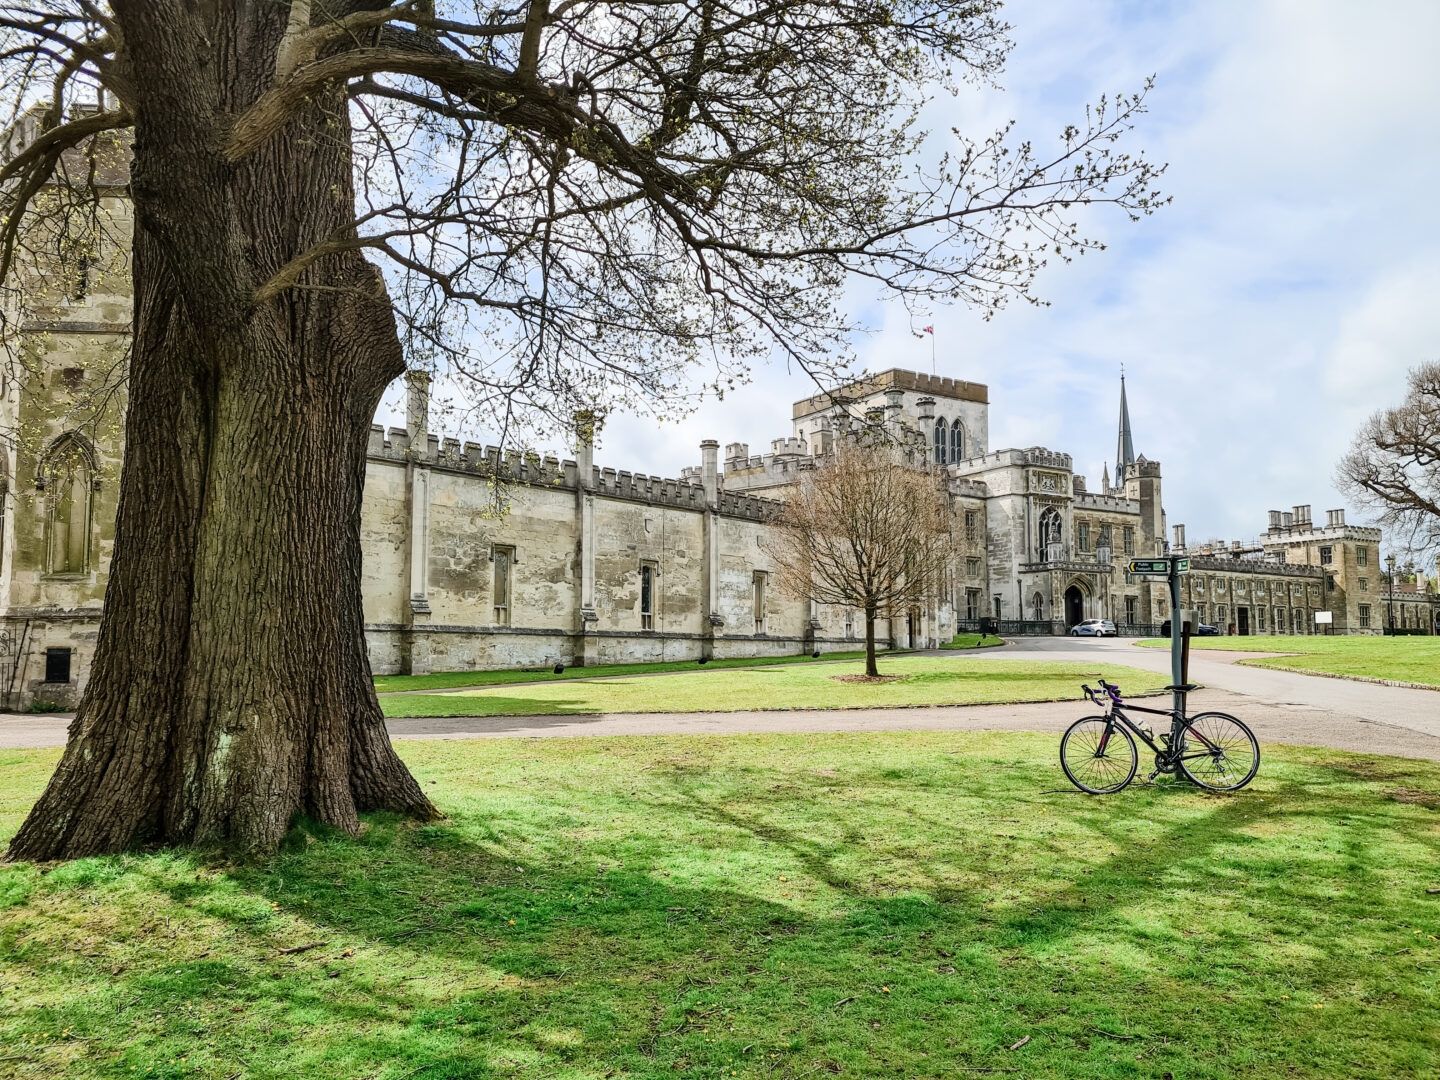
top-left (1083, 682), bottom-right (1224, 766)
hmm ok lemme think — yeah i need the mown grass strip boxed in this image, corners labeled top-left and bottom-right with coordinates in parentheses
top-left (374, 649), bottom-right (894, 694)
top-left (1137, 634), bottom-right (1440, 687)
top-left (378, 656), bottom-right (1161, 718)
top-left (3, 732), bottom-right (1438, 1078)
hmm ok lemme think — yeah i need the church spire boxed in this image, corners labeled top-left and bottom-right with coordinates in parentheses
top-left (1115, 370), bottom-right (1135, 486)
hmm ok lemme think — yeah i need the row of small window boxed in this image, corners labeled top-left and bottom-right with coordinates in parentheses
top-left (492, 548), bottom-right (772, 634)
top-left (1348, 603), bottom-right (1437, 629)
top-left (1189, 605), bottom-right (1313, 633)
top-left (1074, 523), bottom-right (1136, 555)
top-left (1188, 579), bottom-right (1319, 601)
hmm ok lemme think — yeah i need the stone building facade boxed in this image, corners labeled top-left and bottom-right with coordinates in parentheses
top-left (1168, 508), bottom-right (1440, 636)
top-left (2, 110), bottom-right (1429, 711)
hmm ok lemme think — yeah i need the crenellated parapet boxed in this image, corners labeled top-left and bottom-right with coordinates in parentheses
top-left (1075, 492), bottom-right (1139, 513)
top-left (1125, 458), bottom-right (1162, 480)
top-left (953, 446), bottom-right (1074, 471)
top-left (366, 423), bottom-right (778, 516)
top-left (1184, 554), bottom-right (1323, 579)
top-left (716, 489), bottom-right (779, 521)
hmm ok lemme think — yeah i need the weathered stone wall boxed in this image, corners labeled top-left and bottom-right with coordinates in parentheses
top-left (0, 182), bottom-right (131, 709)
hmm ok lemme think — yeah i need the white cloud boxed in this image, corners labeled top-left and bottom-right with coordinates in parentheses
top-left (387, 0), bottom-right (1440, 547)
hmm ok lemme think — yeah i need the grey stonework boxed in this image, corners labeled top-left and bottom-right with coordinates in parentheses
top-left (7, 283), bottom-right (1436, 710)
top-left (5, 354), bottom-right (1430, 710)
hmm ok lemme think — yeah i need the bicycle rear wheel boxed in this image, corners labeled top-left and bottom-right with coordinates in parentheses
top-left (1060, 716), bottom-right (1137, 794)
top-left (1177, 712), bottom-right (1259, 791)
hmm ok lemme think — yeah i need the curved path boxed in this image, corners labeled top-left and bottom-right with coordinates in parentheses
top-left (5, 639), bottom-right (1438, 760)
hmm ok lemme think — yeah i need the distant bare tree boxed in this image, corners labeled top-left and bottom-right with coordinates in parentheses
top-left (765, 441), bottom-right (951, 676)
top-left (1337, 361), bottom-right (1440, 560)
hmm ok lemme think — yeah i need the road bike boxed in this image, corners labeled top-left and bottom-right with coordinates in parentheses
top-left (1059, 678), bottom-right (1259, 794)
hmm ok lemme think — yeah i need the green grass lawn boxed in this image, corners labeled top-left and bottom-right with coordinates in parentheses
top-left (3, 732), bottom-right (1439, 1078)
top-left (940, 633), bottom-right (1004, 650)
top-left (374, 650), bottom-right (891, 694)
top-left (380, 656), bottom-right (1159, 718)
top-left (1137, 634), bottom-right (1440, 687)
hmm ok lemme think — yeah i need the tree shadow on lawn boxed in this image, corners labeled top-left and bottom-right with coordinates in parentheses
top-left (3, 743), bottom-right (1439, 1078)
top-left (381, 691), bottom-right (614, 718)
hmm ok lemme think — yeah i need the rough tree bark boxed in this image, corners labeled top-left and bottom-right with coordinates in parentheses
top-left (6, 4), bottom-right (437, 862)
top-left (864, 604), bottom-right (879, 678)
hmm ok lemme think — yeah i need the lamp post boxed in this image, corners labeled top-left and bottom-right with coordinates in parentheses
top-left (1386, 554), bottom-right (1397, 636)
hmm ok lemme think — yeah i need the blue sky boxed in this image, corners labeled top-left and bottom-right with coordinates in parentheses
top-left (390, 1), bottom-right (1440, 545)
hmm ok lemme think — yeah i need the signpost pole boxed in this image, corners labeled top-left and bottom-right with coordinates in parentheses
top-left (1169, 559), bottom-right (1185, 717)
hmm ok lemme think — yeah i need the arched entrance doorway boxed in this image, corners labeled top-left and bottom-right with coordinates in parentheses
top-left (1064, 585), bottom-right (1085, 628)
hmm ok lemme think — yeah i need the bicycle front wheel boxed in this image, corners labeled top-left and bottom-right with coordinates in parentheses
top-left (1177, 712), bottom-right (1260, 791)
top-left (1060, 716), bottom-right (1137, 794)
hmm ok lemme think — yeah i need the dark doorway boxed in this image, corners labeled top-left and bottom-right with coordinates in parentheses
top-left (1237, 607), bottom-right (1250, 636)
top-left (1064, 586), bottom-right (1084, 628)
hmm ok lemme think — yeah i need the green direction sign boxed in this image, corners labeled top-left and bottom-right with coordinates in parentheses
top-left (1127, 558), bottom-right (1191, 576)
top-left (1127, 559), bottom-right (1170, 575)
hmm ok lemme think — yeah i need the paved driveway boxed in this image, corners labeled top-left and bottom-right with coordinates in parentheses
top-left (970, 636), bottom-right (1440, 738)
top-left (5, 639), bottom-right (1438, 761)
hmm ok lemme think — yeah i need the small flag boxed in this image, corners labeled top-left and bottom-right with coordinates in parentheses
top-left (923, 326), bottom-right (934, 334)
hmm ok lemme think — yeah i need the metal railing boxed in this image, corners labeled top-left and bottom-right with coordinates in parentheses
top-left (1115, 623), bottom-right (1163, 637)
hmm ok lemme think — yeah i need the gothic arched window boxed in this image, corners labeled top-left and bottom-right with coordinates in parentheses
top-left (1031, 592), bottom-right (1045, 620)
top-left (950, 419), bottom-right (964, 462)
top-left (934, 418), bottom-right (948, 464)
top-left (42, 433), bottom-right (95, 576)
top-left (1038, 506), bottom-right (1062, 556)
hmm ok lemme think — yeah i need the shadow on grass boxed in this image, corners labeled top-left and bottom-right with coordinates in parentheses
top-left (2, 737), bottom-right (1439, 1078)
top-left (381, 692), bottom-right (612, 719)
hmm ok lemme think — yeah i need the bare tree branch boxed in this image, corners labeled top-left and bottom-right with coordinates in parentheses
top-left (1338, 360), bottom-right (1440, 560)
top-left (764, 436), bottom-right (954, 675)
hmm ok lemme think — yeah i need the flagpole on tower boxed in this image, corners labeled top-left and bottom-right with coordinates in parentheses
top-left (923, 325), bottom-right (935, 373)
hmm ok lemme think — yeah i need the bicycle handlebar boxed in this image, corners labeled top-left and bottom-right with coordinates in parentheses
top-left (1081, 679), bottom-right (1125, 704)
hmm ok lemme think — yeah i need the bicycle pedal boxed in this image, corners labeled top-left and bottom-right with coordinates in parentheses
top-left (1146, 770), bottom-right (1160, 783)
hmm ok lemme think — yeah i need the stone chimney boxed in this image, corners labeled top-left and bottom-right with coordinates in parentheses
top-left (1293, 504), bottom-right (1312, 527)
top-left (1325, 508), bottom-right (1345, 528)
top-left (816, 418), bottom-right (834, 456)
top-left (574, 410), bottom-right (598, 490)
top-left (700, 439), bottom-right (719, 505)
top-left (405, 370), bottom-right (431, 440)
top-left (1172, 523), bottom-right (1186, 550)
top-left (1268, 510), bottom-right (1283, 531)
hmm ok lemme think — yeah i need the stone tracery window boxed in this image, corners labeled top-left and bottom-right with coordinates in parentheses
top-left (950, 419), bottom-right (964, 462)
top-left (934, 419), bottom-right (948, 464)
top-left (42, 433), bottom-right (95, 576)
top-left (1038, 506), bottom-right (1062, 558)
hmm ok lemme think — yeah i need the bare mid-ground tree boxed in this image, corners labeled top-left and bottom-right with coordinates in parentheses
top-left (1338, 361), bottom-right (1440, 561)
top-left (0, 1), bottom-right (1165, 860)
top-left (764, 438), bottom-right (952, 677)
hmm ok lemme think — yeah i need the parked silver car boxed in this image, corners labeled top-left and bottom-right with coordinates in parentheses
top-left (1069, 619), bottom-right (1117, 637)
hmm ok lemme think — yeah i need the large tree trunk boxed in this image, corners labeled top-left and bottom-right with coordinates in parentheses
top-left (6, 4), bottom-right (437, 862)
top-left (864, 606), bottom-right (879, 677)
